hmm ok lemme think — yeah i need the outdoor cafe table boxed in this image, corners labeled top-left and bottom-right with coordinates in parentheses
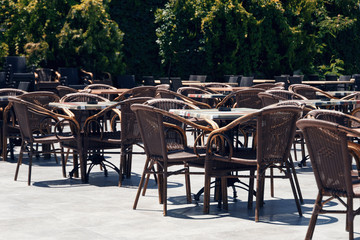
top-left (302, 79), bottom-right (355, 85)
top-left (48, 101), bottom-right (120, 182)
top-left (169, 107), bottom-right (258, 121)
top-left (207, 87), bottom-right (249, 92)
top-left (316, 90), bottom-right (356, 98)
top-left (169, 107), bottom-right (259, 199)
top-left (187, 93), bottom-right (227, 99)
top-left (48, 101), bottom-right (119, 110)
top-left (181, 82), bottom-right (239, 87)
top-left (87, 88), bottom-right (129, 95)
top-left (300, 99), bottom-right (360, 107)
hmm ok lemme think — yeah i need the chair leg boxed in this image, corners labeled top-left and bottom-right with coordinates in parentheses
top-left (203, 174), bottom-right (211, 214)
top-left (346, 197), bottom-right (354, 240)
top-left (288, 156), bottom-right (303, 204)
top-left (285, 164), bottom-right (302, 217)
top-left (60, 146), bottom-right (66, 178)
top-left (185, 164), bottom-right (192, 204)
top-left (133, 158), bottom-right (150, 210)
top-left (142, 163), bottom-right (157, 196)
top-left (270, 168), bottom-right (274, 197)
top-left (221, 177), bottom-right (228, 210)
top-left (14, 141), bottom-right (25, 181)
top-left (305, 193), bottom-right (322, 240)
top-left (27, 143), bottom-right (34, 186)
top-left (248, 169), bottom-right (255, 209)
top-left (162, 162), bottom-right (168, 216)
top-left (255, 169), bottom-right (265, 222)
top-left (157, 163), bottom-right (164, 205)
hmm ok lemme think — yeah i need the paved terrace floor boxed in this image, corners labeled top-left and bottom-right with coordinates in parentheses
top-left (0, 143), bottom-right (359, 240)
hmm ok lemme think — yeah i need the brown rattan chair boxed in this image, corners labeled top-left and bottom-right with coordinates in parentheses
top-left (258, 89), bottom-right (308, 108)
top-left (17, 91), bottom-right (60, 109)
top-left (216, 88), bottom-right (265, 109)
top-left (251, 83), bottom-right (284, 90)
top-left (56, 85), bottom-right (78, 98)
top-left (59, 92), bottom-right (110, 179)
top-left (215, 88), bottom-right (265, 148)
top-left (83, 97), bottom-right (153, 185)
top-left (16, 91), bottom-right (61, 162)
top-left (297, 119), bottom-right (360, 239)
top-left (155, 88), bottom-right (211, 109)
top-left (203, 105), bottom-right (303, 222)
top-left (1, 88), bottom-right (27, 161)
top-left (259, 90), bottom-right (313, 165)
top-left (83, 83), bottom-right (117, 99)
top-left (131, 103), bottom-right (214, 215)
top-left (177, 86), bottom-right (218, 107)
top-left (60, 92), bottom-right (109, 127)
top-left (288, 84), bottom-right (337, 100)
top-left (8, 96), bottom-right (82, 185)
top-left (113, 86), bottom-right (157, 101)
top-left (306, 109), bottom-right (360, 173)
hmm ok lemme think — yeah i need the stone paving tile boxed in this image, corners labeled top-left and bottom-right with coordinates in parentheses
top-left (0, 145), bottom-right (359, 240)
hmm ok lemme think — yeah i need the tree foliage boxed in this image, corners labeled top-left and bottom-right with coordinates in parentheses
top-left (2, 0), bottom-right (360, 79)
top-left (57, 0), bottom-right (124, 75)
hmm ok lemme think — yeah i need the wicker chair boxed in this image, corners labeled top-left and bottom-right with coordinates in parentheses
top-left (84, 83), bottom-right (117, 99)
top-left (203, 105), bottom-right (303, 222)
top-left (59, 93), bottom-right (110, 179)
top-left (288, 84), bottom-right (336, 100)
top-left (306, 109), bottom-right (360, 173)
top-left (297, 119), bottom-right (360, 239)
top-left (155, 88), bottom-right (211, 109)
top-left (0, 88), bottom-right (27, 161)
top-left (17, 91), bottom-right (60, 110)
top-left (215, 88), bottom-right (265, 148)
top-left (177, 86), bottom-right (218, 107)
top-left (82, 97), bottom-right (153, 185)
top-left (259, 90), bottom-right (312, 166)
top-left (258, 89), bottom-right (308, 108)
top-left (60, 92), bottom-right (109, 127)
top-left (113, 86), bottom-right (157, 101)
top-left (131, 103), bottom-right (214, 215)
top-left (56, 85), bottom-right (78, 98)
top-left (8, 97), bottom-right (81, 185)
top-left (34, 68), bottom-right (60, 92)
top-left (251, 83), bottom-right (284, 90)
top-left (216, 88), bottom-right (264, 109)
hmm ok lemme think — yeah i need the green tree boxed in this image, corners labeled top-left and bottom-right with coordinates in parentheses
top-left (155, 0), bottom-right (210, 78)
top-left (57, 0), bottom-right (125, 75)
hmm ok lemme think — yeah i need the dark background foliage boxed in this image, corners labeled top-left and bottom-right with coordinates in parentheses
top-left (1, 0), bottom-right (360, 80)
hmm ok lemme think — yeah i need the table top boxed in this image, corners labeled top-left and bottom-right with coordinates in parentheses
top-left (301, 99), bottom-right (360, 107)
top-left (316, 91), bottom-right (356, 97)
top-left (169, 107), bottom-right (258, 120)
top-left (49, 101), bottom-right (119, 110)
top-left (253, 79), bottom-right (276, 83)
top-left (187, 93), bottom-right (227, 99)
top-left (181, 82), bottom-right (239, 86)
top-left (302, 79), bottom-right (355, 85)
top-left (88, 89), bottom-right (129, 95)
top-left (207, 87), bottom-right (249, 92)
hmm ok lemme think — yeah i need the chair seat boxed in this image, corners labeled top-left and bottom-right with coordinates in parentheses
top-left (210, 148), bottom-right (257, 173)
top-left (33, 134), bottom-right (75, 144)
top-left (167, 147), bottom-right (206, 165)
